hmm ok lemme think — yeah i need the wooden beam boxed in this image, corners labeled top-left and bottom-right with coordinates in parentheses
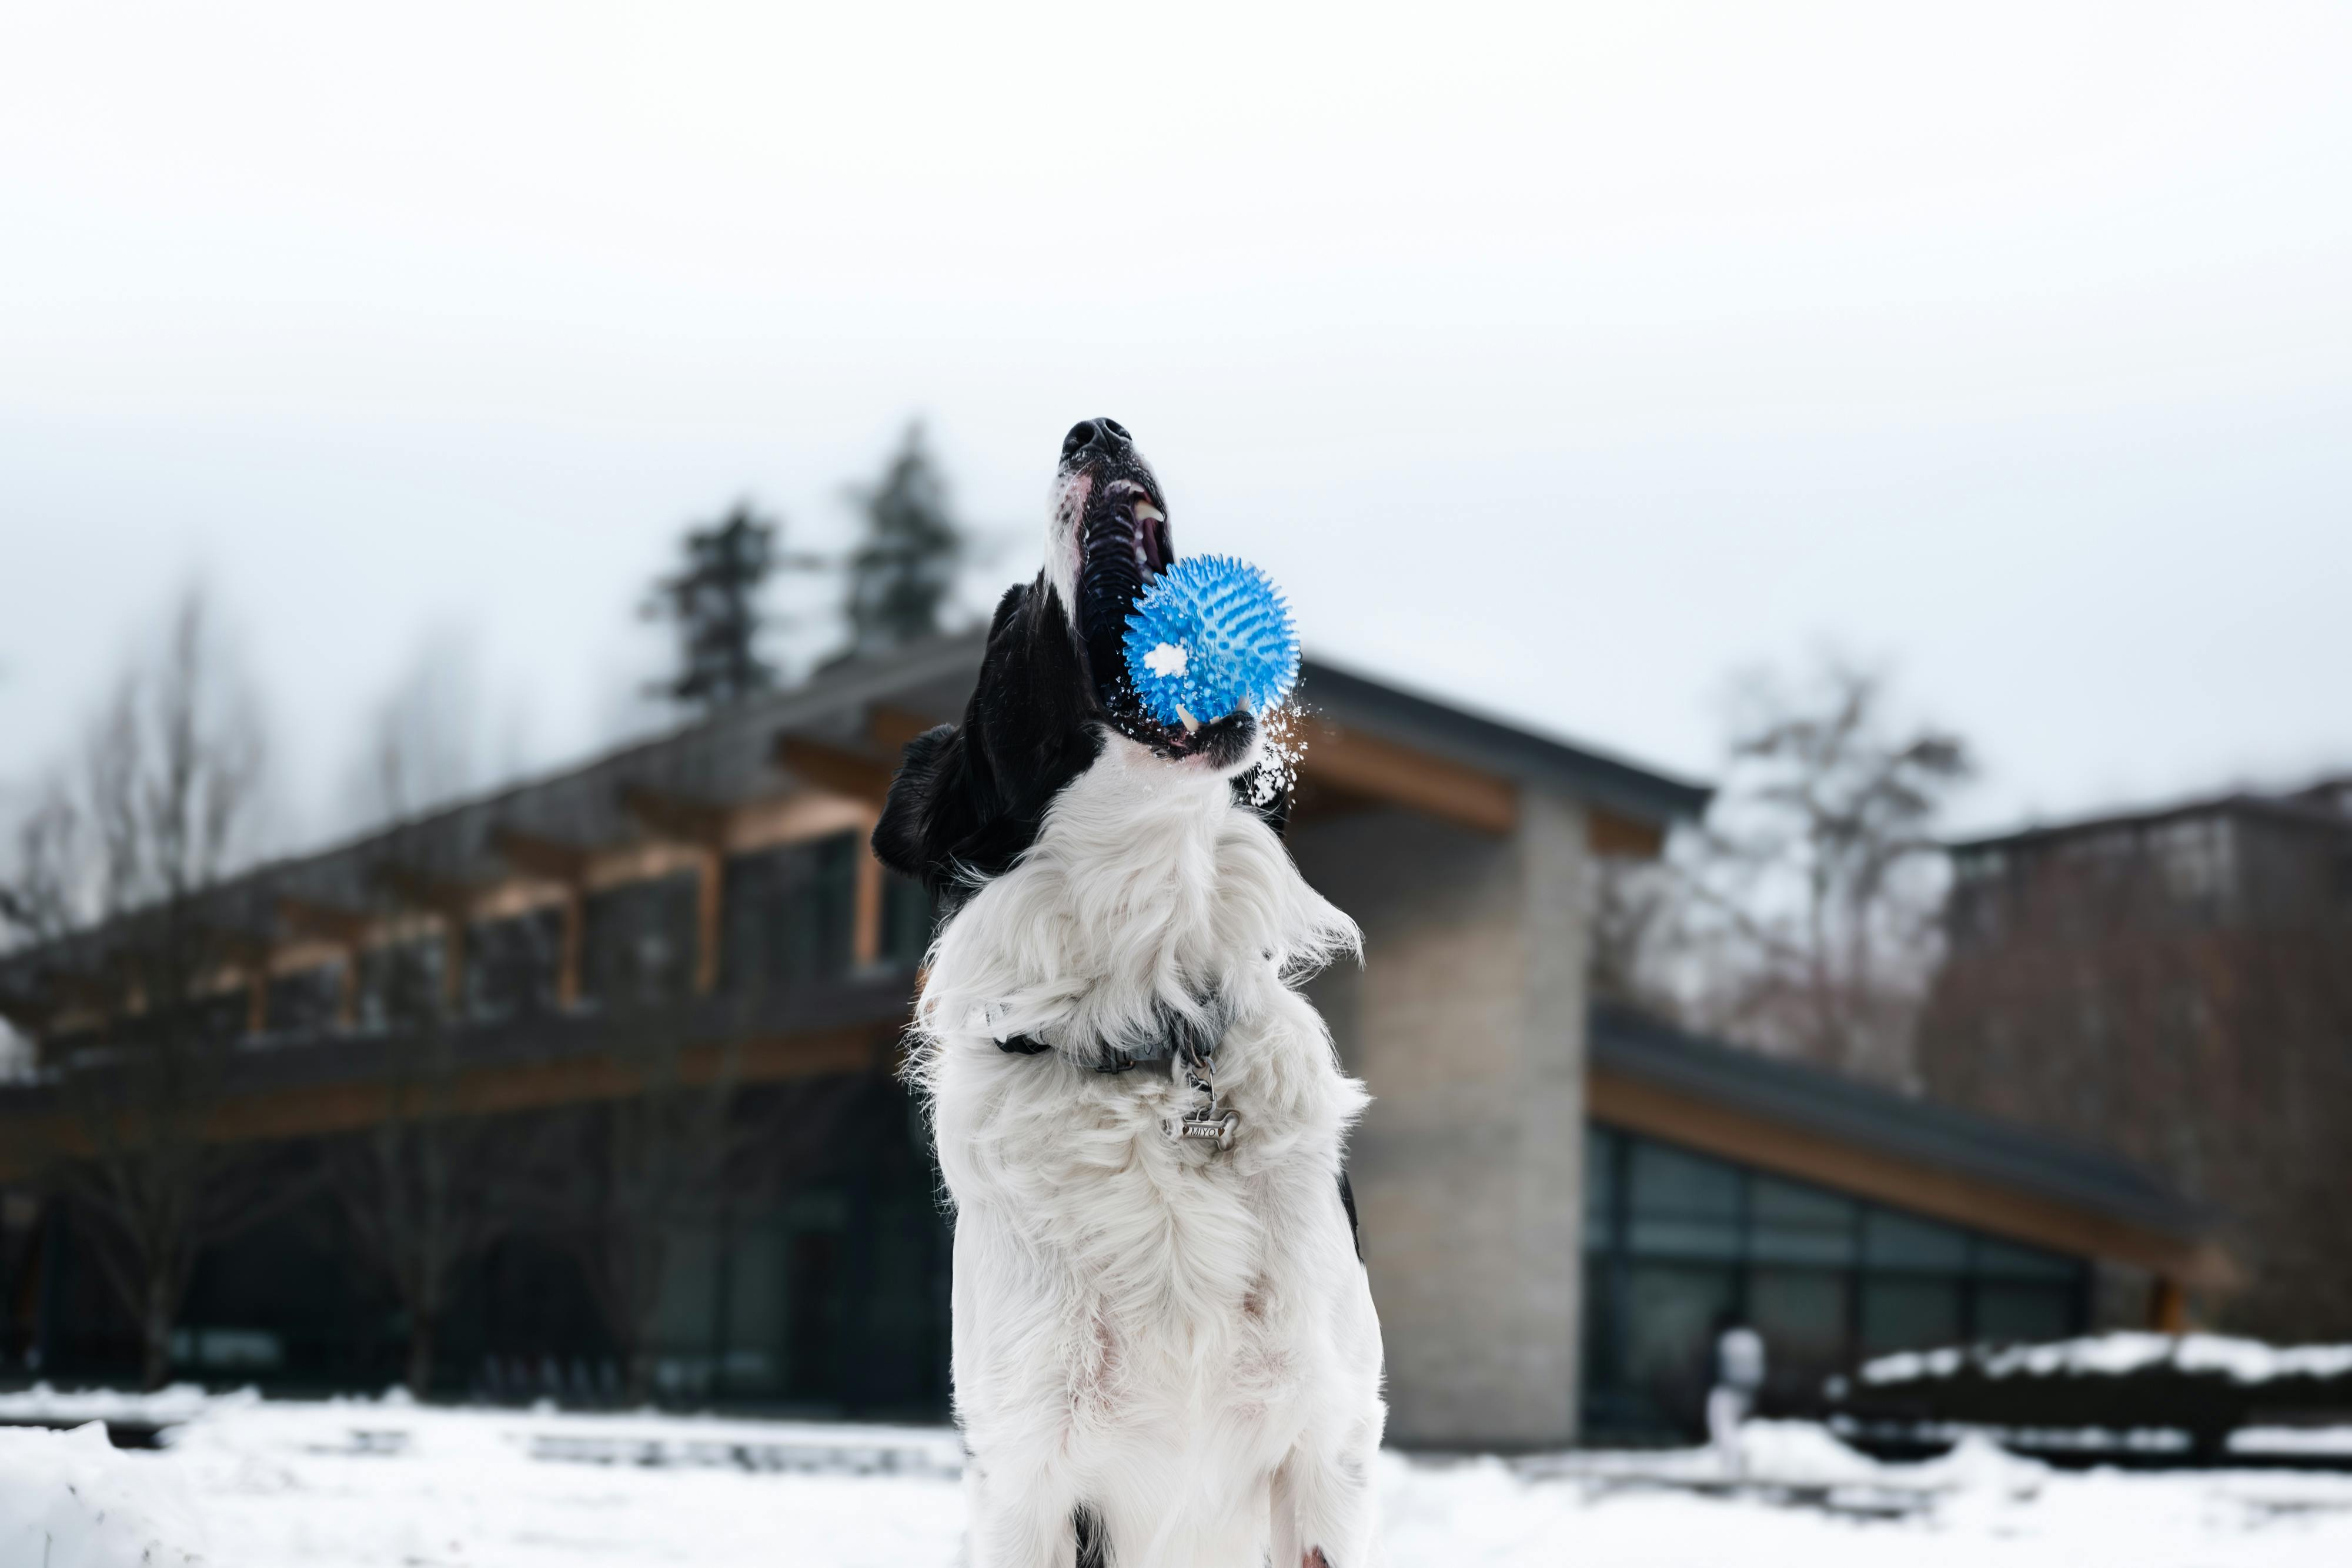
top-left (1589, 806), bottom-right (1666, 860)
top-left (1588, 1066), bottom-right (2240, 1290)
top-left (776, 737), bottom-right (895, 804)
top-left (723, 793), bottom-right (876, 855)
top-left (613, 793), bottom-right (730, 995)
top-left (489, 826), bottom-right (594, 885)
top-left (556, 897), bottom-right (583, 1008)
top-left (693, 848), bottom-right (723, 994)
top-left (369, 867), bottom-right (472, 1008)
top-left (370, 865), bottom-right (472, 921)
top-left (0, 1021), bottom-right (903, 1177)
top-left (867, 705), bottom-right (942, 757)
top-left (1295, 721), bottom-right (1519, 836)
top-left (277, 897), bottom-right (370, 948)
top-left (277, 898), bottom-right (368, 1028)
top-left (619, 785), bottom-right (730, 850)
top-left (485, 830), bottom-right (597, 1005)
top-left (851, 847), bottom-right (885, 968)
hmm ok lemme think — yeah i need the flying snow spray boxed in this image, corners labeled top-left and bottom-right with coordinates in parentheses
top-left (1121, 555), bottom-right (1301, 730)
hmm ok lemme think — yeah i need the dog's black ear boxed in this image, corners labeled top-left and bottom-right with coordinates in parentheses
top-left (873, 723), bottom-right (980, 888)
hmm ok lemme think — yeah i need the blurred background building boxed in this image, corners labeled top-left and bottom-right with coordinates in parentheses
top-left (0, 628), bottom-right (2251, 1447)
top-left (1919, 779), bottom-right (2352, 1345)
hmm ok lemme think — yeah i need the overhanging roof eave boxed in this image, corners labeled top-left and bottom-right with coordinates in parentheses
top-left (1298, 659), bottom-right (1712, 828)
top-left (1586, 1002), bottom-right (2209, 1244)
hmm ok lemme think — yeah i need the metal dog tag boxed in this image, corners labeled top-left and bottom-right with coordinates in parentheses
top-left (1163, 1068), bottom-right (1239, 1152)
top-left (1171, 1108), bottom-right (1240, 1148)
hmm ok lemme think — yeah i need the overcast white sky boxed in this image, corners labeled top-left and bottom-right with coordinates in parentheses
top-left (2, 1), bottom-right (2347, 845)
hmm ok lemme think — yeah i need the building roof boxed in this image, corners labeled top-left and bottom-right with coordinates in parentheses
top-left (1949, 775), bottom-right (2352, 858)
top-left (1296, 660), bottom-right (1711, 828)
top-left (0, 633), bottom-right (1709, 994)
top-left (1587, 1002), bottom-right (2208, 1243)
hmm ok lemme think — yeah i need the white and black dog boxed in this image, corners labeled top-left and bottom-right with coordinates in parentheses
top-left (873, 419), bottom-right (1385, 1567)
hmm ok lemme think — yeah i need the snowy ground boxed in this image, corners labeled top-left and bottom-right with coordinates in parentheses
top-left (5, 1389), bottom-right (2352, 1567)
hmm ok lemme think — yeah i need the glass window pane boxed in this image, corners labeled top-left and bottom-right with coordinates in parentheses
top-left (1750, 1178), bottom-right (1857, 1265)
top-left (1864, 1210), bottom-right (1969, 1270)
top-left (723, 837), bottom-right (856, 995)
top-left (1860, 1276), bottom-right (1963, 1353)
top-left (1584, 1126), bottom-right (1618, 1245)
top-left (264, 963), bottom-right (344, 1037)
top-left (1580, 1252), bottom-right (1616, 1393)
top-left (1628, 1142), bottom-right (1741, 1259)
top-left (584, 872), bottom-right (699, 1005)
top-left (1624, 1262), bottom-right (1737, 1422)
top-left (880, 872), bottom-right (933, 968)
top-left (1749, 1267), bottom-right (1848, 1365)
top-left (1750, 1266), bottom-right (1852, 1399)
top-left (1975, 1238), bottom-right (2078, 1280)
top-left (467, 907), bottom-right (563, 1020)
top-left (1976, 1282), bottom-right (2077, 1342)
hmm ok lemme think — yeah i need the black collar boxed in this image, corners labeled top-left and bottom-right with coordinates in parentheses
top-left (997, 992), bottom-right (1227, 1074)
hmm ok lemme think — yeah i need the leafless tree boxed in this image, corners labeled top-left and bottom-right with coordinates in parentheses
top-left (565, 1003), bottom-right (746, 1406)
top-left (1658, 656), bottom-right (1973, 1088)
top-left (325, 643), bottom-right (510, 1399)
top-left (0, 591), bottom-right (274, 1387)
top-left (1587, 852), bottom-right (1689, 1018)
top-left (328, 979), bottom-right (506, 1398)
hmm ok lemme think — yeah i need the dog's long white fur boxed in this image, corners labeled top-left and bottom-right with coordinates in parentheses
top-left (909, 732), bottom-right (1387, 1566)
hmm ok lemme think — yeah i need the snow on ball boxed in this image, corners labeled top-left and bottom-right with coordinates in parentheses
top-left (1121, 555), bottom-right (1300, 728)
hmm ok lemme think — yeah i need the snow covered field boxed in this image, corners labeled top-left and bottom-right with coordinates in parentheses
top-left (5, 1389), bottom-right (2352, 1567)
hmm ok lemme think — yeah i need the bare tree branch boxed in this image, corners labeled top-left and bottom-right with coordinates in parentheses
top-left (1631, 654), bottom-right (1973, 1088)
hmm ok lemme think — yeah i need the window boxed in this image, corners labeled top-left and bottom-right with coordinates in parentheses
top-left (356, 937), bottom-right (444, 1031)
top-left (1583, 1124), bottom-right (1617, 1249)
top-left (1861, 1276), bottom-right (1963, 1353)
top-left (723, 837), bottom-right (855, 997)
top-left (1627, 1142), bottom-right (1741, 1259)
top-left (1749, 1268), bottom-right (1847, 1369)
top-left (263, 964), bottom-right (343, 1037)
top-left (1751, 1179), bottom-right (1856, 1266)
top-left (880, 872), bottom-right (933, 970)
top-left (467, 908), bottom-right (563, 1019)
top-left (2151, 814), bottom-right (2236, 920)
top-left (1865, 1211), bottom-right (1968, 1271)
top-left (583, 873), bottom-right (699, 1007)
top-left (1580, 1125), bottom-right (2090, 1440)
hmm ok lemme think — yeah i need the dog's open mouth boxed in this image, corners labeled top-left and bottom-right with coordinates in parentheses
top-left (1069, 472), bottom-right (1255, 767)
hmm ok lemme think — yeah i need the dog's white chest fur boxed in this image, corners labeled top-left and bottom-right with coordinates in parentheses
top-left (913, 737), bottom-right (1387, 1567)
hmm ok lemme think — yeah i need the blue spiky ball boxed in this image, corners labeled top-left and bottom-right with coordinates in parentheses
top-left (1121, 555), bottom-right (1300, 728)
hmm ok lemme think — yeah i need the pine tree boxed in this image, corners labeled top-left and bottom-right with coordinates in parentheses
top-left (842, 423), bottom-right (967, 659)
top-left (645, 504), bottom-right (811, 711)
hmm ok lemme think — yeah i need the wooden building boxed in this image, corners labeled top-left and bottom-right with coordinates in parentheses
top-left (0, 635), bottom-right (2224, 1444)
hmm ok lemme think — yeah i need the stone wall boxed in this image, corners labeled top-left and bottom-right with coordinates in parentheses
top-left (1292, 790), bottom-right (1593, 1447)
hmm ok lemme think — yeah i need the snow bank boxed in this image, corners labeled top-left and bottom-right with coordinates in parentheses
top-left (2230, 1426), bottom-right (2352, 1457)
top-left (0, 1422), bottom-right (205, 1568)
top-left (5, 1393), bottom-right (2350, 1566)
top-left (0, 1381), bottom-right (259, 1428)
top-left (1862, 1332), bottom-right (2352, 1386)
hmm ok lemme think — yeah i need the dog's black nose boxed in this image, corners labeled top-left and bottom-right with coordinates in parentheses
top-left (1062, 418), bottom-right (1131, 460)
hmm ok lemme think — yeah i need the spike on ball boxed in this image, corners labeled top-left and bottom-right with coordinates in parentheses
top-left (1122, 555), bottom-right (1301, 730)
